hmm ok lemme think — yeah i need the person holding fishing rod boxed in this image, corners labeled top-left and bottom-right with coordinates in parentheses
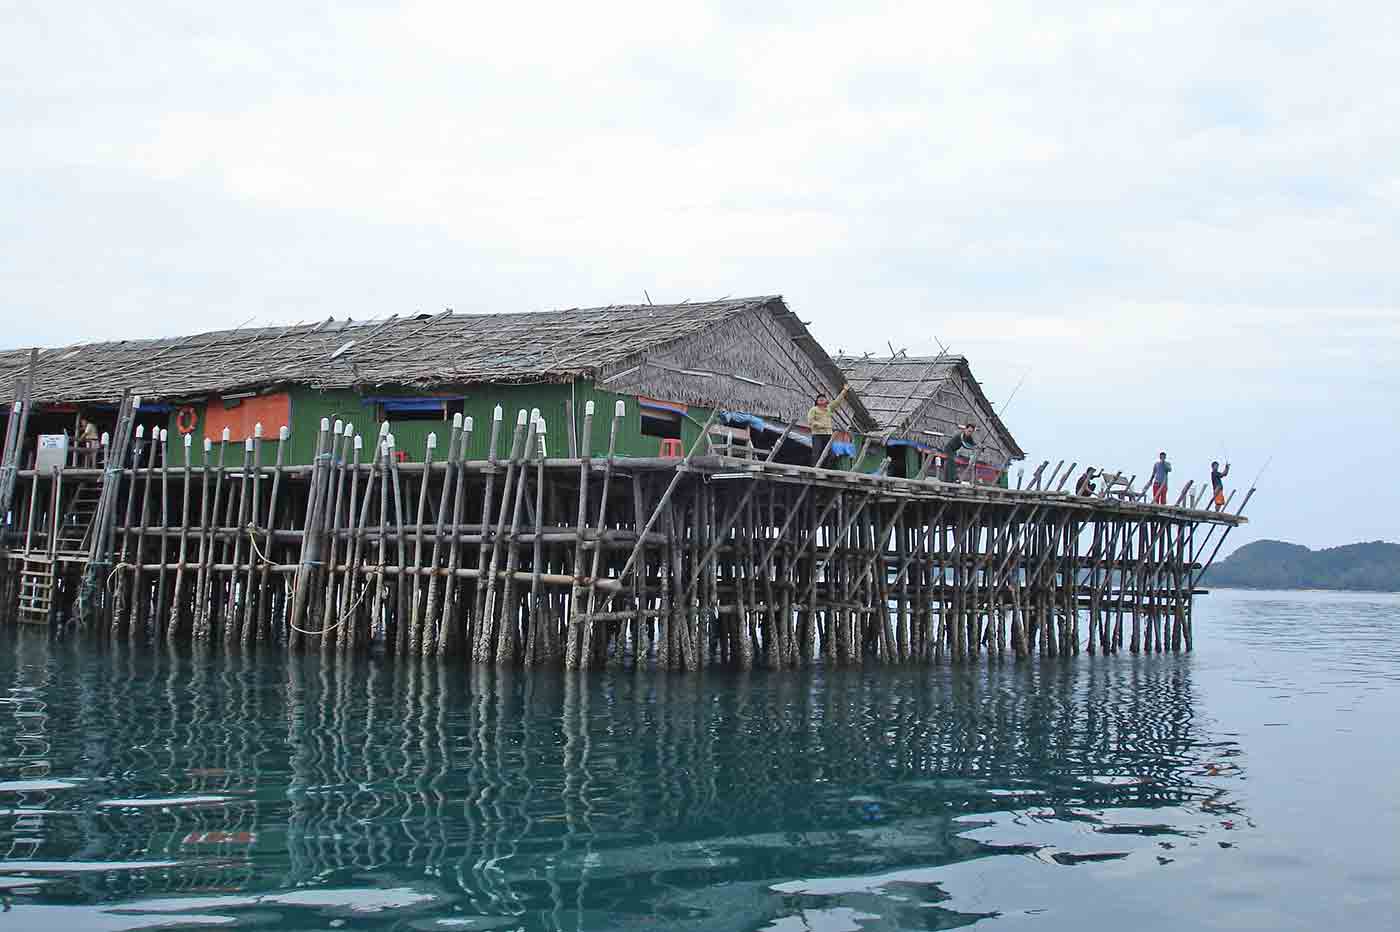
top-left (1210, 460), bottom-right (1231, 511)
top-left (942, 423), bottom-right (977, 483)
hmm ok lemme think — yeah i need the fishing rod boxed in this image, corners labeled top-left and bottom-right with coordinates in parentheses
top-left (997, 366), bottom-right (1031, 420)
top-left (1247, 454), bottom-right (1273, 491)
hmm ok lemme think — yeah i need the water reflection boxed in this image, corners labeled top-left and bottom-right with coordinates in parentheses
top-left (0, 633), bottom-right (1246, 930)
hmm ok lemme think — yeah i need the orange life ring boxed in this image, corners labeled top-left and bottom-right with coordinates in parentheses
top-left (175, 405), bottom-right (198, 435)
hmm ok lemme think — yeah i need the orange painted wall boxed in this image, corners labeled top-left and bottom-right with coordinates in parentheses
top-left (202, 392), bottom-right (292, 442)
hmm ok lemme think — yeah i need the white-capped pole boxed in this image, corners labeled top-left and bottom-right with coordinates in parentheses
top-left (585, 400), bottom-right (595, 416)
top-left (464, 416), bottom-right (474, 431)
top-left (131, 395), bottom-right (141, 410)
top-left (159, 428), bottom-right (168, 441)
top-left (333, 418), bottom-right (344, 435)
top-left (379, 421), bottom-right (390, 438)
top-left (221, 427), bottom-right (231, 443)
top-left (493, 405), bottom-right (504, 422)
top-left (254, 422), bottom-right (264, 438)
top-left (204, 438), bottom-right (212, 453)
top-left (427, 432), bottom-right (438, 449)
top-left (279, 426), bottom-right (290, 441)
top-left (354, 435), bottom-right (363, 451)
top-left (100, 432), bottom-right (110, 446)
top-left (614, 400), bottom-right (625, 417)
top-left (320, 417), bottom-right (330, 432)
top-left (183, 434), bottom-right (192, 448)
top-left (516, 409), bottom-right (528, 426)
top-left (136, 425), bottom-right (145, 439)
top-left (536, 417), bottom-right (546, 434)
top-left (530, 407), bottom-right (541, 423)
top-left (452, 412), bottom-right (463, 428)
top-left (245, 437), bottom-right (254, 452)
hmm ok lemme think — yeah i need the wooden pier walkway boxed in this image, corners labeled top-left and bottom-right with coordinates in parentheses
top-left (0, 402), bottom-right (1246, 668)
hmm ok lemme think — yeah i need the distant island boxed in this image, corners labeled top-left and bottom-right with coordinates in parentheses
top-left (1202, 540), bottom-right (1400, 592)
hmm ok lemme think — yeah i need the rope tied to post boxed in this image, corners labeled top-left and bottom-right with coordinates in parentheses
top-left (246, 523), bottom-right (274, 567)
top-left (285, 564), bottom-right (382, 637)
top-left (105, 561), bottom-right (133, 593)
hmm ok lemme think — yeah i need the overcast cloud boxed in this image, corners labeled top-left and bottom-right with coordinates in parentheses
top-left (4, 1), bottom-right (1398, 552)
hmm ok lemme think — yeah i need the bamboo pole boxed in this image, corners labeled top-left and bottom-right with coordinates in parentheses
top-left (370, 424), bottom-right (392, 644)
top-left (129, 430), bottom-right (160, 642)
top-left (493, 415), bottom-right (541, 665)
top-left (255, 426), bottom-right (289, 644)
top-left (195, 431), bottom-right (230, 640)
top-left (224, 433), bottom-right (256, 644)
top-left (287, 418), bottom-right (332, 646)
top-left (576, 401), bottom-right (623, 669)
top-left (339, 432), bottom-right (375, 652)
top-left (435, 416), bottom-right (474, 655)
top-left (152, 430), bottom-right (171, 641)
top-left (111, 427), bottom-right (148, 639)
top-left (406, 431), bottom-right (437, 656)
top-left (563, 402), bottom-right (594, 668)
top-left (420, 417), bottom-right (461, 655)
top-left (476, 409), bottom-right (527, 664)
top-left (524, 424), bottom-right (548, 666)
top-left (387, 433), bottom-right (409, 654)
top-left (166, 433), bottom-right (194, 642)
top-left (318, 423), bottom-right (353, 651)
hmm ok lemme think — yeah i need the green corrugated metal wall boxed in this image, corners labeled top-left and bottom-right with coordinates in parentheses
top-left (142, 379), bottom-right (908, 468)
top-left (153, 382), bottom-right (718, 466)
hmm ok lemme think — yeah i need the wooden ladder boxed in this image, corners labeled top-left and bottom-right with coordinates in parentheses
top-left (54, 481), bottom-right (102, 556)
top-left (17, 557), bottom-right (54, 625)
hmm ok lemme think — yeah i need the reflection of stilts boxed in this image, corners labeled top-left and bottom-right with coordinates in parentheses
top-left (0, 634), bottom-right (1247, 919)
top-left (4, 645), bottom-right (50, 863)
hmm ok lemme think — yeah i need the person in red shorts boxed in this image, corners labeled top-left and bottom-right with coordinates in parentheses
top-left (1150, 451), bottom-right (1171, 504)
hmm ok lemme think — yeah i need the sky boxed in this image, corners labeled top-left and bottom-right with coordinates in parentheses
top-left (4, 1), bottom-right (1397, 553)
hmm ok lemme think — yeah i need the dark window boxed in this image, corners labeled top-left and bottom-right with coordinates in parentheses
top-left (640, 408), bottom-right (682, 440)
top-left (376, 399), bottom-right (464, 423)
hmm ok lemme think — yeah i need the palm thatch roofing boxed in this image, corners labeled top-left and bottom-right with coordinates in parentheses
top-left (0, 296), bottom-right (872, 428)
top-left (836, 353), bottom-right (1024, 460)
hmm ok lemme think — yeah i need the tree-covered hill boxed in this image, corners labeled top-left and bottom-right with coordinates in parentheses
top-left (1202, 539), bottom-right (1400, 591)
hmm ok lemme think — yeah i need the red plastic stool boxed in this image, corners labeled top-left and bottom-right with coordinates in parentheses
top-left (659, 438), bottom-right (684, 457)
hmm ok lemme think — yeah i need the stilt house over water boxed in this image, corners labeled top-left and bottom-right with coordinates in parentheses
top-left (836, 353), bottom-right (1024, 485)
top-left (0, 294), bottom-right (1246, 668)
top-left (0, 297), bottom-right (873, 467)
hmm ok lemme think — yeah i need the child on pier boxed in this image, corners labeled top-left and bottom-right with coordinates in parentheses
top-left (1150, 452), bottom-right (1171, 504)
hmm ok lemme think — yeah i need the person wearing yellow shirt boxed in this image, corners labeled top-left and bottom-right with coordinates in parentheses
top-left (806, 384), bottom-right (849, 468)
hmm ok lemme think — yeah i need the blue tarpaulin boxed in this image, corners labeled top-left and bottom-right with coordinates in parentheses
top-left (362, 396), bottom-right (464, 413)
top-left (85, 402), bottom-right (174, 413)
top-left (720, 411), bottom-right (771, 433)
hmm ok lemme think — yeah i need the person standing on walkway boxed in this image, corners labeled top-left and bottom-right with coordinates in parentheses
top-left (806, 384), bottom-right (849, 468)
top-left (1210, 460), bottom-right (1231, 511)
top-left (1150, 451), bottom-right (1171, 504)
top-left (942, 424), bottom-right (977, 482)
top-left (77, 416), bottom-right (100, 468)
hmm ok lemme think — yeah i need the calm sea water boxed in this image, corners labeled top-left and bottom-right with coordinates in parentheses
top-left (0, 589), bottom-right (1395, 931)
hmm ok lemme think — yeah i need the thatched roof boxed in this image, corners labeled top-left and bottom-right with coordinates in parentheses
top-left (837, 353), bottom-right (1024, 459)
top-left (0, 297), bottom-right (870, 426)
